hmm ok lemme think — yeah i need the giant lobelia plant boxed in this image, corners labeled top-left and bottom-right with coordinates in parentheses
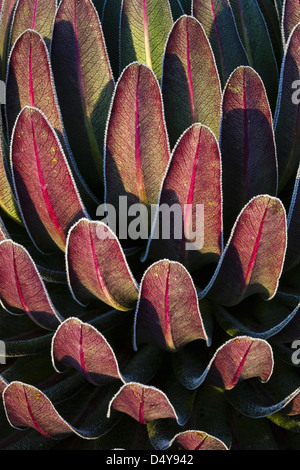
top-left (0, 0), bottom-right (299, 451)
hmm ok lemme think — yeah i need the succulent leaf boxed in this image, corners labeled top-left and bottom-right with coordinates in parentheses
top-left (192, 0), bottom-right (249, 86)
top-left (220, 66), bottom-right (278, 237)
top-left (133, 259), bottom-right (208, 352)
top-left (0, 0), bottom-right (299, 451)
top-left (10, 106), bottom-right (88, 253)
top-left (104, 62), bottom-right (170, 212)
top-left (51, 0), bottom-right (114, 195)
top-left (120, 0), bottom-right (173, 80)
top-left (161, 15), bottom-right (222, 148)
top-left (66, 218), bottom-right (138, 310)
top-left (9, 0), bottom-right (56, 50)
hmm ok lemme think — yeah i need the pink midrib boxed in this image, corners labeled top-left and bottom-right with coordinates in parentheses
top-left (138, 389), bottom-right (146, 424)
top-left (230, 342), bottom-right (253, 388)
top-left (31, 118), bottom-right (66, 245)
top-left (186, 22), bottom-right (196, 123)
top-left (135, 70), bottom-right (148, 204)
top-left (13, 249), bottom-right (29, 313)
top-left (195, 435), bottom-right (208, 450)
top-left (164, 264), bottom-right (175, 350)
top-left (23, 387), bottom-right (52, 439)
top-left (79, 325), bottom-right (89, 379)
top-left (210, 0), bottom-right (227, 81)
top-left (88, 227), bottom-right (117, 307)
top-left (243, 207), bottom-right (267, 286)
top-left (184, 132), bottom-right (201, 232)
top-left (32, 0), bottom-right (38, 29)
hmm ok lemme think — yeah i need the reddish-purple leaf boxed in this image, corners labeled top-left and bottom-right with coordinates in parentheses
top-left (9, 0), bottom-right (56, 50)
top-left (201, 195), bottom-right (287, 306)
top-left (11, 106), bottom-right (88, 253)
top-left (6, 29), bottom-right (64, 140)
top-left (0, 240), bottom-right (62, 329)
top-left (3, 381), bottom-right (73, 438)
top-left (282, 0), bottom-right (300, 45)
top-left (134, 259), bottom-right (208, 352)
top-left (107, 382), bottom-right (179, 424)
top-left (177, 335), bottom-right (274, 390)
top-left (51, 317), bottom-right (124, 385)
top-left (192, 0), bottom-right (249, 86)
top-left (161, 15), bottom-right (222, 149)
top-left (51, 0), bottom-right (114, 195)
top-left (170, 431), bottom-right (228, 450)
top-left (120, 0), bottom-right (173, 80)
top-left (0, 0), bottom-right (17, 78)
top-left (207, 336), bottom-right (273, 390)
top-left (104, 62), bottom-right (170, 213)
top-left (274, 23), bottom-right (300, 191)
top-left (3, 380), bottom-right (120, 439)
top-left (145, 123), bottom-right (222, 270)
top-left (6, 29), bottom-right (101, 213)
top-left (220, 66), bottom-right (277, 235)
top-left (66, 218), bottom-right (138, 310)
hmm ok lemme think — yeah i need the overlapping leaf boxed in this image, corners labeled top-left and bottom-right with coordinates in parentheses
top-left (51, 317), bottom-right (124, 385)
top-left (200, 195), bottom-right (287, 306)
top-left (169, 431), bottom-right (228, 450)
top-left (230, 0), bottom-right (278, 109)
top-left (9, 0), bottom-right (56, 50)
top-left (220, 66), bottom-right (277, 236)
top-left (104, 62), bottom-right (170, 214)
top-left (5, 27), bottom-right (96, 211)
top-left (144, 123), bottom-right (222, 270)
top-left (192, 0), bottom-right (249, 86)
top-left (6, 29), bottom-right (64, 140)
top-left (100, 0), bottom-right (121, 79)
top-left (161, 15), bottom-right (222, 149)
top-left (0, 240), bottom-right (62, 329)
top-left (226, 360), bottom-right (300, 419)
top-left (0, 115), bottom-right (21, 223)
top-left (66, 218), bottom-right (138, 310)
top-left (173, 336), bottom-right (274, 390)
top-left (0, 0), bottom-right (17, 79)
top-left (120, 0), bottom-right (173, 80)
top-left (282, 0), bottom-right (300, 45)
top-left (274, 22), bottom-right (300, 191)
top-left (10, 106), bottom-right (88, 253)
top-left (107, 382), bottom-right (179, 424)
top-left (256, 0), bottom-right (283, 65)
top-left (2, 380), bottom-right (118, 439)
top-left (133, 259), bottom-right (208, 352)
top-left (51, 0), bottom-right (115, 195)
top-left (214, 298), bottom-right (300, 341)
